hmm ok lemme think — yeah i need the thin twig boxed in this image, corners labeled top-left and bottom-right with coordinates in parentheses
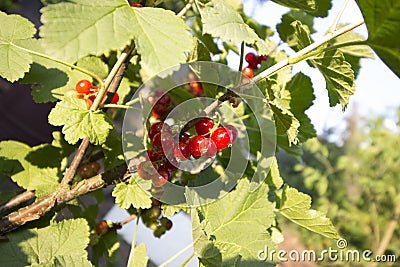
top-left (0, 191), bottom-right (36, 215)
top-left (253, 20), bottom-right (365, 83)
top-left (373, 201), bottom-right (400, 263)
top-left (180, 252), bottom-right (195, 267)
top-left (177, 0), bottom-right (194, 18)
top-left (0, 163), bottom-right (129, 235)
top-left (328, 0), bottom-right (350, 34)
top-left (116, 214), bottom-right (138, 227)
top-left (158, 243), bottom-right (193, 267)
top-left (60, 46), bottom-right (136, 186)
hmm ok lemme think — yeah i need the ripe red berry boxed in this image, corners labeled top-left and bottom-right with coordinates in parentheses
top-left (149, 122), bottom-right (171, 140)
top-left (180, 133), bottom-right (190, 144)
top-left (111, 93), bottom-right (119, 104)
top-left (152, 103), bottom-right (168, 118)
top-left (195, 118), bottom-right (214, 136)
top-left (174, 142), bottom-right (190, 161)
top-left (138, 161), bottom-right (158, 180)
top-left (164, 156), bottom-right (178, 171)
top-left (242, 67), bottom-right (254, 79)
top-left (211, 127), bottom-right (231, 150)
top-left (152, 132), bottom-right (174, 155)
top-left (189, 135), bottom-right (206, 158)
top-left (130, 2), bottom-right (143, 7)
top-left (152, 166), bottom-right (171, 187)
top-left (224, 125), bottom-right (238, 143)
top-left (147, 149), bottom-right (164, 162)
top-left (75, 80), bottom-right (92, 94)
top-left (202, 138), bottom-right (217, 157)
top-left (190, 80), bottom-right (203, 96)
top-left (245, 52), bottom-right (258, 68)
top-left (257, 55), bottom-right (268, 64)
top-left (96, 221), bottom-right (108, 235)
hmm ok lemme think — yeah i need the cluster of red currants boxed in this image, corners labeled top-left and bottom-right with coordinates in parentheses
top-left (129, 2), bottom-right (143, 7)
top-left (242, 52), bottom-right (268, 79)
top-left (142, 198), bottom-right (173, 238)
top-left (64, 79), bottom-right (119, 109)
top-left (137, 118), bottom-right (238, 187)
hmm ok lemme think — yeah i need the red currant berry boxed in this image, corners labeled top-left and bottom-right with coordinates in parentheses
top-left (203, 138), bottom-right (217, 157)
top-left (190, 80), bottom-right (203, 96)
top-left (211, 127), bottom-right (231, 150)
top-left (174, 142), bottom-right (190, 161)
top-left (165, 156), bottom-right (178, 171)
top-left (130, 2), bottom-right (143, 7)
top-left (152, 103), bottom-right (168, 118)
top-left (224, 125), bottom-right (238, 143)
top-left (96, 221), bottom-right (108, 235)
top-left (147, 149), bottom-right (164, 162)
top-left (165, 219), bottom-right (173, 230)
top-left (180, 133), bottom-right (191, 144)
top-left (75, 80), bottom-right (92, 94)
top-left (242, 67), bottom-right (254, 79)
top-left (245, 52), bottom-right (258, 68)
top-left (149, 122), bottom-right (172, 140)
top-left (189, 135), bottom-right (206, 158)
top-left (138, 161), bottom-right (158, 180)
top-left (195, 118), bottom-right (214, 136)
top-left (110, 93), bottom-right (119, 104)
top-left (152, 166), bottom-right (171, 187)
top-left (152, 132), bottom-right (174, 155)
top-left (257, 55), bottom-right (268, 64)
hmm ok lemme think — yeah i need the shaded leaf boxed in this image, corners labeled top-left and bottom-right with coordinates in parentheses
top-left (271, 0), bottom-right (316, 12)
top-left (356, 0), bottom-right (400, 77)
top-left (0, 219), bottom-right (91, 266)
top-left (0, 141), bottom-right (61, 198)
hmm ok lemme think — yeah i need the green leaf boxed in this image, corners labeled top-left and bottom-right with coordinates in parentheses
top-left (306, 0), bottom-right (331, 18)
top-left (48, 96), bottom-right (113, 145)
top-left (92, 231), bottom-right (120, 266)
top-left (311, 49), bottom-right (355, 110)
top-left (265, 157), bottom-right (284, 189)
top-left (188, 38), bottom-right (212, 62)
top-left (112, 175), bottom-right (152, 209)
top-left (192, 209), bottom-right (222, 266)
top-left (269, 99), bottom-right (300, 145)
top-left (196, 178), bottom-right (277, 266)
top-left (281, 72), bottom-right (316, 141)
top-left (0, 11), bottom-right (37, 82)
top-left (332, 27), bottom-right (374, 58)
top-left (40, 1), bottom-right (193, 78)
top-left (127, 243), bottom-right (148, 267)
top-left (0, 219), bottom-right (91, 266)
top-left (130, 7), bottom-right (194, 79)
top-left (355, 0), bottom-right (400, 78)
top-left (40, 0), bottom-right (134, 62)
top-left (277, 13), bottom-right (313, 48)
top-left (162, 204), bottom-right (189, 217)
top-left (289, 21), bottom-right (355, 110)
top-left (196, 0), bottom-right (268, 55)
top-left (271, 0), bottom-right (316, 12)
top-left (0, 141), bottom-right (62, 198)
top-left (278, 186), bottom-right (339, 239)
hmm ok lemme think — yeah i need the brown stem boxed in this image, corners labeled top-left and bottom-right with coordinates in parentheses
top-left (0, 191), bottom-right (36, 215)
top-left (374, 201), bottom-right (400, 257)
top-left (116, 214), bottom-right (138, 227)
top-left (60, 47), bottom-right (136, 186)
top-left (177, 0), bottom-right (194, 17)
top-left (0, 163), bottom-right (129, 235)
